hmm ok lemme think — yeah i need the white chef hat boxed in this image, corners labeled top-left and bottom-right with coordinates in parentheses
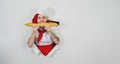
top-left (35, 7), bottom-right (56, 20)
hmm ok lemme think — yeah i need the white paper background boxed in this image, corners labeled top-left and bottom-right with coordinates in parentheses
top-left (0, 0), bottom-right (120, 64)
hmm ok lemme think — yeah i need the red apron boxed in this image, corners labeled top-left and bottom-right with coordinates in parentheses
top-left (38, 43), bottom-right (55, 56)
top-left (37, 29), bottom-right (55, 56)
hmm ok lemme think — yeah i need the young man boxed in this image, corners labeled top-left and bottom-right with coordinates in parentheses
top-left (27, 10), bottom-right (60, 56)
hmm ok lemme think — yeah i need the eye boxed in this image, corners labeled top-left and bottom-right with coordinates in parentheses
top-left (42, 16), bottom-right (47, 19)
top-left (37, 17), bottom-right (41, 19)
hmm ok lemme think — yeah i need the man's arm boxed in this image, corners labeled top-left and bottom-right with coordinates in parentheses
top-left (27, 31), bottom-right (36, 48)
top-left (49, 31), bottom-right (60, 45)
top-left (27, 26), bottom-right (39, 48)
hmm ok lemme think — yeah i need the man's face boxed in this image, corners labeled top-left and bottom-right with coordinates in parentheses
top-left (37, 14), bottom-right (48, 23)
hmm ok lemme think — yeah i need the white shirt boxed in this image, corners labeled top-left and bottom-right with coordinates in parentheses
top-left (36, 31), bottom-right (53, 46)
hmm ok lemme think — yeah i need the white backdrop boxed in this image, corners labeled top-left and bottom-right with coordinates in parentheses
top-left (0, 0), bottom-right (120, 64)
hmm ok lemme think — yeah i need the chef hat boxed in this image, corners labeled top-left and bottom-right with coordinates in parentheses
top-left (35, 8), bottom-right (47, 16)
top-left (35, 7), bottom-right (56, 20)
